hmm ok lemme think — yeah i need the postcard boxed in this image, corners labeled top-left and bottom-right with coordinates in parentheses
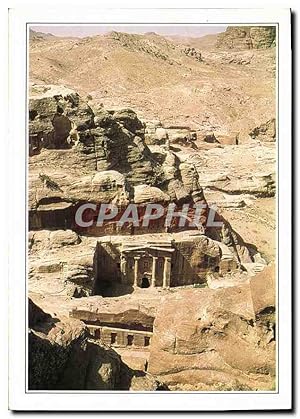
top-left (8, 7), bottom-right (292, 412)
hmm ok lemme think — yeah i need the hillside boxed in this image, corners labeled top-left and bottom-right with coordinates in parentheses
top-left (29, 29), bottom-right (276, 140)
top-left (167, 33), bottom-right (220, 50)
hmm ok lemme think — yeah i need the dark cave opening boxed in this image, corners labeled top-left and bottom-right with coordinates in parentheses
top-left (141, 277), bottom-right (150, 288)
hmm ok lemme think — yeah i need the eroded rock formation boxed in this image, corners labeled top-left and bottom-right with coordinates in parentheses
top-left (249, 118), bottom-right (276, 142)
top-left (216, 26), bottom-right (276, 50)
top-left (148, 265), bottom-right (275, 391)
top-left (28, 81), bottom-right (275, 391)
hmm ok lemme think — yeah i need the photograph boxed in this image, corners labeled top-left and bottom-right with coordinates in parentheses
top-left (27, 22), bottom-right (277, 392)
top-left (6, 6), bottom-right (292, 412)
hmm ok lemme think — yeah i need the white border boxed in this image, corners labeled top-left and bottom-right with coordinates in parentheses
top-left (8, 7), bottom-right (292, 411)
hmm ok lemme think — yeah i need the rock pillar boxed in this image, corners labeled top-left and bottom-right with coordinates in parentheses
top-left (151, 256), bottom-right (158, 287)
top-left (120, 255), bottom-right (127, 281)
top-left (163, 256), bottom-right (171, 288)
top-left (133, 256), bottom-right (140, 287)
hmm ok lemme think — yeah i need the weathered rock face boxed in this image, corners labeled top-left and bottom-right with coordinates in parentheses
top-left (29, 85), bottom-right (94, 154)
top-left (28, 87), bottom-right (214, 240)
top-left (148, 266), bottom-right (275, 391)
top-left (182, 47), bottom-right (202, 62)
top-left (216, 27), bottom-right (252, 50)
top-left (249, 27), bottom-right (276, 49)
top-left (29, 316), bottom-right (123, 390)
top-left (249, 118), bottom-right (276, 142)
top-left (133, 184), bottom-right (170, 204)
top-left (249, 264), bottom-right (275, 313)
top-left (216, 26), bottom-right (276, 50)
top-left (28, 298), bottom-right (52, 328)
top-left (28, 298), bottom-right (90, 390)
top-left (29, 86), bottom-right (202, 206)
top-left (81, 114), bottom-right (155, 185)
top-left (181, 145), bottom-right (276, 199)
top-left (29, 87), bottom-right (157, 185)
top-left (29, 231), bottom-right (96, 297)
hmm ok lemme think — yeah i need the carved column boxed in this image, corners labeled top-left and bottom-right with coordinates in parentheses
top-left (151, 256), bottom-right (158, 287)
top-left (163, 256), bottom-right (171, 289)
top-left (133, 256), bottom-right (140, 287)
top-left (120, 255), bottom-right (127, 281)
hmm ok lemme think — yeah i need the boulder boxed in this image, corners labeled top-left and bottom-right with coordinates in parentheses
top-left (128, 373), bottom-right (167, 391)
top-left (183, 47), bottom-right (202, 62)
top-left (134, 184), bottom-right (170, 204)
top-left (155, 127), bottom-right (168, 141)
top-left (28, 298), bottom-right (52, 328)
top-left (215, 132), bottom-right (239, 145)
top-left (49, 230), bottom-right (81, 248)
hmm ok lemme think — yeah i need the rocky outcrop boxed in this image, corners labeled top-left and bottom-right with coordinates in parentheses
top-left (28, 298), bottom-right (52, 328)
top-left (249, 27), bottom-right (276, 49)
top-left (29, 29), bottom-right (55, 42)
top-left (134, 184), bottom-right (170, 204)
top-left (29, 232), bottom-right (96, 297)
top-left (29, 86), bottom-right (156, 185)
top-left (148, 268), bottom-right (275, 391)
top-left (28, 298), bottom-right (90, 390)
top-left (167, 127), bottom-right (197, 147)
top-left (249, 264), bottom-right (275, 313)
top-left (124, 370), bottom-right (168, 391)
top-left (182, 145), bottom-right (276, 198)
top-left (107, 31), bottom-right (176, 64)
top-left (216, 26), bottom-right (276, 50)
top-left (217, 27), bottom-right (252, 50)
top-left (28, 87), bottom-right (208, 232)
top-left (182, 47), bottom-right (202, 62)
top-left (249, 119), bottom-right (276, 142)
top-left (29, 85), bottom-right (94, 153)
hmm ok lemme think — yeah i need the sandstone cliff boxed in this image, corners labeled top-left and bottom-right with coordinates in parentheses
top-left (216, 26), bottom-right (276, 50)
top-left (28, 86), bottom-right (269, 298)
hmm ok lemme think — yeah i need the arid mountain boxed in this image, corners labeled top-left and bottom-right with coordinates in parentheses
top-left (29, 29), bottom-right (276, 140)
top-left (29, 28), bottom-right (56, 41)
top-left (167, 33), bottom-right (220, 50)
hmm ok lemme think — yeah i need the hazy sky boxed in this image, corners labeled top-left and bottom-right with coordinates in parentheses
top-left (30, 24), bottom-right (227, 38)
